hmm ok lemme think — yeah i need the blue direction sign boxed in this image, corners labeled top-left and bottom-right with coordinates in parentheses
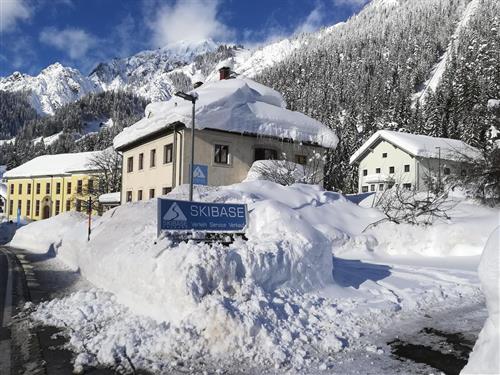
top-left (192, 164), bottom-right (208, 185)
top-left (158, 198), bottom-right (248, 233)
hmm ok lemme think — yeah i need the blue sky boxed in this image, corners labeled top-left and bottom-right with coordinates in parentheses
top-left (0, 0), bottom-right (368, 77)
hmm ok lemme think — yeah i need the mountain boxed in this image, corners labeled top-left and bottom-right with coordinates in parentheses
top-left (89, 39), bottom-right (220, 102)
top-left (0, 63), bottom-right (100, 115)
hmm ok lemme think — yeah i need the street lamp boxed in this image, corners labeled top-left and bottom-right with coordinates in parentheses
top-left (174, 91), bottom-right (198, 201)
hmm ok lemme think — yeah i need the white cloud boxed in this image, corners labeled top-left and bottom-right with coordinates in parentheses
top-left (149, 0), bottom-right (234, 47)
top-left (333, 0), bottom-right (369, 7)
top-left (0, 0), bottom-right (31, 32)
top-left (39, 27), bottom-right (97, 59)
top-left (295, 4), bottom-right (325, 34)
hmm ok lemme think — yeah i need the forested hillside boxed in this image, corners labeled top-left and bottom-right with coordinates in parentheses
top-left (256, 0), bottom-right (499, 192)
top-left (0, 91), bottom-right (39, 139)
top-left (0, 91), bottom-right (148, 168)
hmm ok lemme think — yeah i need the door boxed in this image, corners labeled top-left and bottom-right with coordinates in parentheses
top-left (42, 205), bottom-right (51, 219)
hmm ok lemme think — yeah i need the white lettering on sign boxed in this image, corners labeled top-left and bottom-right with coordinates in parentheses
top-left (190, 205), bottom-right (245, 218)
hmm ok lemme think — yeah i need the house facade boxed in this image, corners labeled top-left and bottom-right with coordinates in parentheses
top-left (349, 130), bottom-right (479, 193)
top-left (114, 71), bottom-right (338, 204)
top-left (3, 152), bottom-right (103, 221)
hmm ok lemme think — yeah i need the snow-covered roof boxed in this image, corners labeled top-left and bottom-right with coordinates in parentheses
top-left (98, 192), bottom-right (121, 204)
top-left (350, 130), bottom-right (481, 164)
top-left (3, 151), bottom-right (103, 178)
top-left (113, 78), bottom-right (338, 150)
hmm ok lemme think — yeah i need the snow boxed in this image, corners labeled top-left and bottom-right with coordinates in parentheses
top-left (0, 183), bottom-right (6, 199)
top-left (98, 192), bottom-right (120, 204)
top-left (487, 98), bottom-right (500, 109)
top-left (113, 78), bottom-right (338, 150)
top-left (0, 63), bottom-right (101, 115)
top-left (3, 151), bottom-right (102, 178)
top-left (11, 180), bottom-right (494, 372)
top-left (350, 130), bottom-right (481, 164)
top-left (414, 0), bottom-right (479, 104)
top-left (461, 227), bottom-right (500, 374)
top-left (32, 131), bottom-right (63, 146)
top-left (0, 165), bottom-right (6, 178)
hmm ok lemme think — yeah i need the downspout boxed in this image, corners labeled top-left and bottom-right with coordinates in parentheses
top-left (172, 124), bottom-right (177, 189)
top-left (176, 129), bottom-right (183, 186)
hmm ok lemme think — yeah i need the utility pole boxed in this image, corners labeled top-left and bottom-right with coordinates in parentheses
top-left (87, 196), bottom-right (92, 241)
top-left (436, 146), bottom-right (441, 192)
top-left (174, 91), bottom-right (198, 202)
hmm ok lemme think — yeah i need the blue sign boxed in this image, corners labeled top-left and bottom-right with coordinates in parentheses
top-left (158, 198), bottom-right (248, 233)
top-left (192, 164), bottom-right (208, 185)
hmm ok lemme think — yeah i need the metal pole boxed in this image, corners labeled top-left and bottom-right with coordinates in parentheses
top-left (436, 146), bottom-right (441, 192)
top-left (87, 196), bottom-right (92, 241)
top-left (189, 100), bottom-right (196, 201)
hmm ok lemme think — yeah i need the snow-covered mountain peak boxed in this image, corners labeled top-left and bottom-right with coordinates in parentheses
top-left (161, 38), bottom-right (218, 60)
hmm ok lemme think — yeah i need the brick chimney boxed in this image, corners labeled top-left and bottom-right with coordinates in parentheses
top-left (219, 66), bottom-right (231, 80)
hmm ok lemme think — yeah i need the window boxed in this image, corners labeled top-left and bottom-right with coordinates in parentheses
top-left (55, 200), bottom-right (60, 215)
top-left (162, 187), bottom-right (172, 195)
top-left (382, 153), bottom-right (387, 158)
top-left (404, 164), bottom-right (410, 172)
top-left (10, 184), bottom-right (14, 194)
top-left (138, 153), bottom-right (144, 170)
top-left (9, 200), bottom-right (13, 215)
top-left (88, 179), bottom-right (94, 193)
top-left (403, 183), bottom-right (412, 190)
top-left (149, 189), bottom-right (155, 199)
top-left (137, 190), bottom-right (143, 201)
top-left (18, 184), bottom-right (22, 194)
top-left (461, 169), bottom-right (467, 177)
top-left (127, 157), bottom-right (133, 173)
top-left (67, 182), bottom-right (72, 194)
top-left (444, 167), bottom-right (451, 175)
top-left (77, 180), bottom-right (83, 194)
top-left (389, 166), bottom-right (395, 174)
top-left (35, 200), bottom-right (40, 216)
top-left (295, 155), bottom-right (307, 165)
top-left (76, 200), bottom-right (82, 212)
top-left (214, 144), bottom-right (229, 164)
top-left (361, 186), bottom-right (368, 193)
top-left (66, 200), bottom-right (71, 211)
top-left (150, 149), bottom-right (156, 168)
top-left (370, 184), bottom-right (375, 192)
top-left (26, 200), bottom-right (31, 216)
top-left (379, 184), bottom-right (384, 191)
top-left (36, 183), bottom-right (41, 194)
top-left (56, 182), bottom-right (61, 194)
top-left (46, 182), bottom-right (50, 194)
top-left (126, 191), bottom-right (133, 202)
top-left (164, 144), bottom-right (173, 164)
top-left (27, 183), bottom-right (31, 195)
top-left (363, 169), bottom-right (368, 176)
top-left (375, 168), bottom-right (381, 174)
top-left (255, 147), bottom-right (277, 161)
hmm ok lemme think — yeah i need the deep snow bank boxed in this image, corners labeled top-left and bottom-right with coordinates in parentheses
top-left (12, 180), bottom-right (381, 325)
top-left (462, 227), bottom-right (500, 374)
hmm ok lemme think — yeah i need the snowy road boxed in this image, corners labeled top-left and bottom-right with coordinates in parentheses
top-left (0, 248), bottom-right (14, 374)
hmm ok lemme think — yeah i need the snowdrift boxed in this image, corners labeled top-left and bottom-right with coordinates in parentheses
top-left (11, 181), bottom-right (382, 365)
top-left (462, 227), bottom-right (500, 374)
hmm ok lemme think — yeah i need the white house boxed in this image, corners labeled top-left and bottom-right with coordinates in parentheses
top-left (349, 130), bottom-right (480, 193)
top-left (113, 69), bottom-right (338, 203)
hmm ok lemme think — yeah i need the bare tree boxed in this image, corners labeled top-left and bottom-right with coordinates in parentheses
top-left (372, 184), bottom-right (456, 226)
top-left (251, 151), bottom-right (326, 186)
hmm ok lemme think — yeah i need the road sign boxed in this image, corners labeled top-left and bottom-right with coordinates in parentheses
top-left (192, 164), bottom-right (208, 185)
top-left (16, 207), bottom-right (21, 225)
top-left (158, 198), bottom-right (248, 233)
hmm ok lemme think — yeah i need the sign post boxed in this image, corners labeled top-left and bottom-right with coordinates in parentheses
top-left (16, 207), bottom-right (21, 226)
top-left (87, 196), bottom-right (92, 241)
top-left (157, 198), bottom-right (248, 235)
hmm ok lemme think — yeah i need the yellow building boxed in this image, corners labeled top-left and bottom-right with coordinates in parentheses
top-left (3, 151), bottom-right (103, 221)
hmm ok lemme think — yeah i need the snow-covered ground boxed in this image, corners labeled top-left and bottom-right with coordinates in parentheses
top-left (10, 181), bottom-right (499, 373)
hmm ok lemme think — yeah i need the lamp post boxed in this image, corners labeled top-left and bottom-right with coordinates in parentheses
top-left (174, 91), bottom-right (198, 201)
top-left (436, 146), bottom-right (441, 192)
